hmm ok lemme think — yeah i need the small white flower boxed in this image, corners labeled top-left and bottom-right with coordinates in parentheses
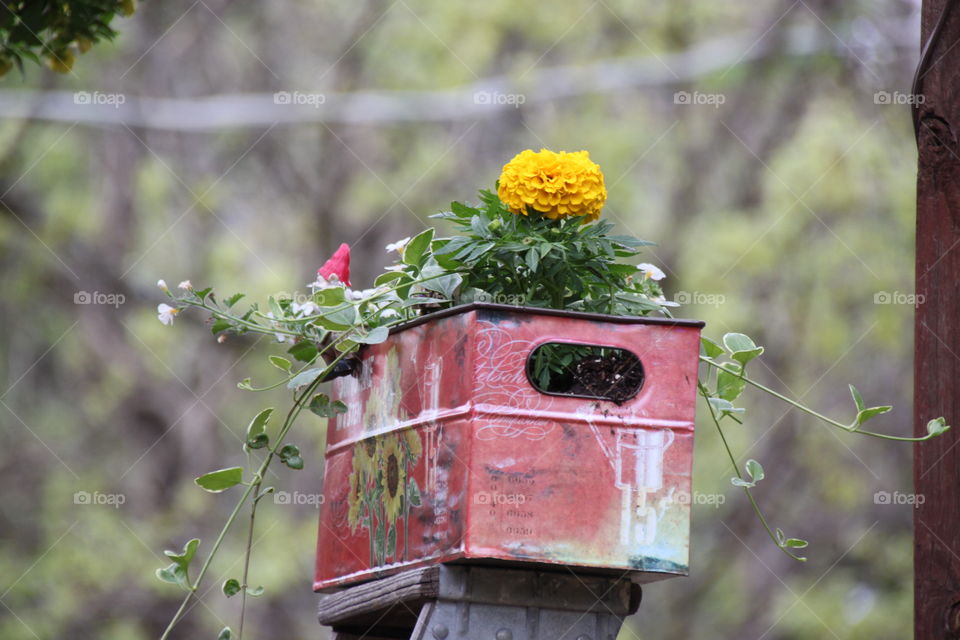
top-left (308, 274), bottom-right (344, 292)
top-left (178, 280), bottom-right (193, 290)
top-left (291, 301), bottom-right (318, 317)
top-left (157, 303), bottom-right (179, 325)
top-left (217, 334), bottom-right (227, 343)
top-left (381, 308), bottom-right (399, 319)
top-left (386, 237), bottom-right (411, 254)
top-left (637, 263), bottom-right (666, 281)
top-left (347, 288), bottom-right (380, 301)
top-left (157, 279), bottom-right (169, 292)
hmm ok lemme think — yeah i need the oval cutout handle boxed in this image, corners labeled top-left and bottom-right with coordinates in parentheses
top-left (525, 342), bottom-right (645, 404)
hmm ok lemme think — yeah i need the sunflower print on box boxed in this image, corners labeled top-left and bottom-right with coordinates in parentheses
top-left (346, 429), bottom-right (423, 565)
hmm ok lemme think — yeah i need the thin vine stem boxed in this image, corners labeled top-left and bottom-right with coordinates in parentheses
top-left (159, 339), bottom-right (353, 640)
top-left (697, 382), bottom-right (806, 562)
top-left (237, 482), bottom-right (260, 640)
top-left (699, 355), bottom-right (938, 442)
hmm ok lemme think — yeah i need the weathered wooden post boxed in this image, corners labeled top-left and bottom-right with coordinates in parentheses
top-left (313, 303), bottom-right (703, 638)
top-left (914, 1), bottom-right (960, 637)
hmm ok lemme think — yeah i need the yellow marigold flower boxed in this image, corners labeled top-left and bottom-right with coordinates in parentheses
top-left (497, 148), bottom-right (607, 223)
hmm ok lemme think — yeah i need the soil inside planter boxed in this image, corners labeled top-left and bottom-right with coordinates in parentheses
top-left (527, 344), bottom-right (644, 404)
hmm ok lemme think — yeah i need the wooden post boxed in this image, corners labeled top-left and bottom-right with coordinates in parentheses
top-left (914, 1), bottom-right (960, 638)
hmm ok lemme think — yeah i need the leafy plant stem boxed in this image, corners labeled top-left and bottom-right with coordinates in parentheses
top-left (697, 382), bottom-right (806, 562)
top-left (699, 356), bottom-right (937, 442)
top-left (160, 344), bottom-right (351, 640)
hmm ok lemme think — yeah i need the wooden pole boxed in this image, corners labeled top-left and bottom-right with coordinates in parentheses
top-left (915, 1), bottom-right (960, 638)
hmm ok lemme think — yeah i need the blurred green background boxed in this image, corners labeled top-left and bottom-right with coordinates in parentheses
top-left (0, 1), bottom-right (925, 638)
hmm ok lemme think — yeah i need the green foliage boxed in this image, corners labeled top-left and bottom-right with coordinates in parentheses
top-left (0, 0), bottom-right (137, 75)
top-left (431, 189), bottom-right (666, 314)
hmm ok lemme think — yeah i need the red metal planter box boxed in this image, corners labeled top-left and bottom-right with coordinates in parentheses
top-left (314, 303), bottom-right (704, 591)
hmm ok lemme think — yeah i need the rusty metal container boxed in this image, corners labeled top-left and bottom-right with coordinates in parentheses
top-left (314, 303), bottom-right (704, 591)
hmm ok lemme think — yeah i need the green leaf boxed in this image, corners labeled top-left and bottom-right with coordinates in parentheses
top-left (525, 248), bottom-right (540, 271)
top-left (280, 444), bottom-right (303, 470)
top-left (224, 293), bottom-right (245, 308)
top-left (222, 578), bottom-right (241, 597)
top-left (374, 270), bottom-right (406, 287)
top-left (848, 385), bottom-right (866, 413)
top-left (246, 408), bottom-right (273, 447)
top-left (309, 394), bottom-right (348, 418)
top-left (701, 337), bottom-right (725, 359)
top-left (246, 433), bottom-right (269, 449)
top-left (268, 296), bottom-right (284, 319)
top-left (717, 363), bottom-right (746, 401)
top-left (353, 326), bottom-right (389, 345)
top-left (287, 368), bottom-right (322, 390)
top-left (745, 459), bottom-right (765, 483)
top-left (731, 477), bottom-right (755, 488)
top-left (927, 417), bottom-right (950, 436)
top-left (288, 340), bottom-right (319, 363)
top-left (164, 538), bottom-right (200, 569)
top-left (158, 538), bottom-right (200, 588)
top-left (218, 627), bottom-right (233, 640)
top-left (450, 200), bottom-right (479, 218)
top-left (314, 287), bottom-right (346, 307)
top-left (784, 538), bottom-right (809, 549)
top-left (723, 333), bottom-right (764, 367)
top-left (269, 355), bottom-right (291, 371)
top-left (433, 235), bottom-right (473, 256)
top-left (318, 304), bottom-right (359, 330)
top-left (211, 319), bottom-right (231, 335)
top-left (855, 405), bottom-right (893, 426)
top-left (195, 467), bottom-right (244, 493)
top-left (156, 563), bottom-right (188, 588)
top-left (419, 272), bottom-right (463, 298)
top-left (403, 228), bottom-right (435, 267)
